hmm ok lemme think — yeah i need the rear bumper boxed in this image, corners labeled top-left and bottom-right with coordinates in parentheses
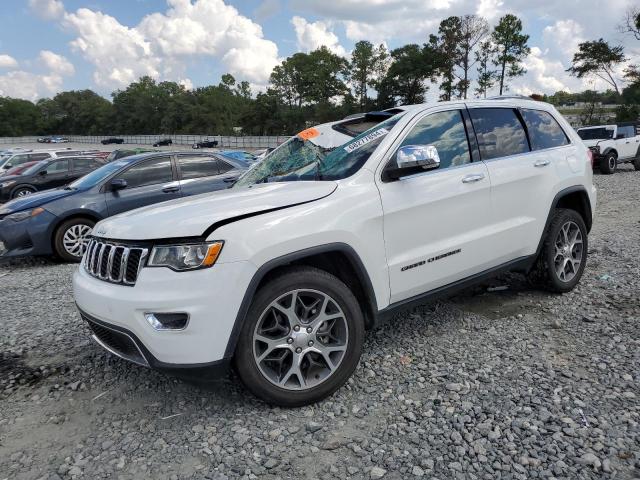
top-left (80, 310), bottom-right (231, 380)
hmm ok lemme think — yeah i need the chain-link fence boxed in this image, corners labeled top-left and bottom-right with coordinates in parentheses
top-left (0, 134), bottom-right (291, 148)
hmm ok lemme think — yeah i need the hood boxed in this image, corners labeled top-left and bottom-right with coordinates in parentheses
top-left (94, 181), bottom-right (338, 240)
top-left (0, 188), bottom-right (75, 214)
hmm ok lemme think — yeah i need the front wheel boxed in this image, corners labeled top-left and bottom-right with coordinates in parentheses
top-left (633, 157), bottom-right (640, 171)
top-left (528, 208), bottom-right (588, 293)
top-left (11, 186), bottom-right (35, 199)
top-left (600, 152), bottom-right (617, 174)
top-left (234, 266), bottom-right (364, 407)
top-left (53, 218), bottom-right (95, 262)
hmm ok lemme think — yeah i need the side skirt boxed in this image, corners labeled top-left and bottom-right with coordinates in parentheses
top-left (375, 255), bottom-right (536, 325)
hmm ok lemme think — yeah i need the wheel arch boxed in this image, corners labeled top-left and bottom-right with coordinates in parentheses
top-left (223, 243), bottom-right (378, 359)
top-left (534, 186), bottom-right (593, 261)
top-left (49, 210), bottom-right (103, 251)
top-left (9, 184), bottom-right (37, 197)
top-left (601, 147), bottom-right (618, 158)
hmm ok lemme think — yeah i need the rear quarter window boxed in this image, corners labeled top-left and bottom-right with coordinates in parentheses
top-left (521, 109), bottom-right (569, 150)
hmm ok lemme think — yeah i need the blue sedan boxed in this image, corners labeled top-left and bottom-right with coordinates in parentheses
top-left (0, 151), bottom-right (248, 262)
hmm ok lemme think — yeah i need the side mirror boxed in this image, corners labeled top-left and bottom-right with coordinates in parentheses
top-left (38, 170), bottom-right (47, 176)
top-left (3, 164), bottom-right (11, 169)
top-left (396, 144), bottom-right (441, 170)
top-left (110, 178), bottom-right (127, 191)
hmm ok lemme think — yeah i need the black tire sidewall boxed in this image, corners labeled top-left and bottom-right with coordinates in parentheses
top-left (542, 209), bottom-right (588, 292)
top-left (234, 267), bottom-right (365, 407)
top-left (53, 218), bottom-right (95, 262)
top-left (600, 153), bottom-right (617, 174)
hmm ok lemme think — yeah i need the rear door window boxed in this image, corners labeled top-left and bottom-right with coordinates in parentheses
top-left (29, 153), bottom-right (52, 161)
top-left (177, 155), bottom-right (221, 179)
top-left (43, 159), bottom-right (69, 174)
top-left (120, 157), bottom-right (173, 188)
top-left (520, 109), bottom-right (569, 150)
top-left (72, 157), bottom-right (102, 172)
top-left (469, 108), bottom-right (529, 160)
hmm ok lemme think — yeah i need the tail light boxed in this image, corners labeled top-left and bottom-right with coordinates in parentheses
top-left (587, 149), bottom-right (594, 168)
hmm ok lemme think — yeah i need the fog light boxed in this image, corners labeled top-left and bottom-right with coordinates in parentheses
top-left (145, 312), bottom-right (189, 331)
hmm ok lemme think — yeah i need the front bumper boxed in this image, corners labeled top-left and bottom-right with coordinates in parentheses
top-left (0, 210), bottom-right (56, 258)
top-left (73, 259), bottom-right (257, 368)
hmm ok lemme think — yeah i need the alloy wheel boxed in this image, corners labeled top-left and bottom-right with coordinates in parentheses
top-left (62, 224), bottom-right (93, 258)
top-left (253, 289), bottom-right (349, 390)
top-left (16, 189), bottom-right (33, 197)
top-left (553, 220), bottom-right (583, 282)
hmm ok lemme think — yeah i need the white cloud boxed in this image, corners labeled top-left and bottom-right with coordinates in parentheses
top-left (38, 50), bottom-right (75, 76)
top-left (179, 78), bottom-right (194, 90)
top-left (0, 51), bottom-right (74, 100)
top-left (56, 0), bottom-right (280, 90)
top-left (291, 16), bottom-right (347, 56)
top-left (28, 0), bottom-right (65, 20)
top-left (542, 20), bottom-right (584, 60)
top-left (0, 54), bottom-right (18, 69)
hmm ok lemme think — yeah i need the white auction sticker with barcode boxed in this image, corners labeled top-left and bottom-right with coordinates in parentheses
top-left (343, 127), bottom-right (389, 153)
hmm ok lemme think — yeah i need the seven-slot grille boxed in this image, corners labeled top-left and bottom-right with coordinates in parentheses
top-left (83, 238), bottom-right (148, 285)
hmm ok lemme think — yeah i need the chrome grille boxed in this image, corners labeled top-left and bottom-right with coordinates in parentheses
top-left (83, 238), bottom-right (148, 286)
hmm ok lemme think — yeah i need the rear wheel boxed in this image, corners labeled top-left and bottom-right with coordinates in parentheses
top-left (528, 208), bottom-right (588, 293)
top-left (633, 157), bottom-right (640, 171)
top-left (600, 152), bottom-right (617, 174)
top-left (11, 186), bottom-right (35, 199)
top-left (234, 266), bottom-right (364, 407)
top-left (53, 218), bottom-right (95, 262)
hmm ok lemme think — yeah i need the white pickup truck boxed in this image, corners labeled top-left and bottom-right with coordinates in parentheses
top-left (576, 123), bottom-right (640, 174)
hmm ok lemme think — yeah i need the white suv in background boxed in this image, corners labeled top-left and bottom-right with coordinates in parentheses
top-left (577, 123), bottom-right (640, 174)
top-left (74, 98), bottom-right (596, 407)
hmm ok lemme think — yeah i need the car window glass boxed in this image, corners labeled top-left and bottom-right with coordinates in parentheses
top-left (29, 153), bottom-right (51, 161)
top-left (73, 158), bottom-right (100, 170)
top-left (215, 158), bottom-right (233, 174)
top-left (521, 109), bottom-right (569, 150)
top-left (120, 157), bottom-right (173, 188)
top-left (396, 109), bottom-right (471, 169)
top-left (9, 154), bottom-right (29, 166)
top-left (43, 159), bottom-right (69, 174)
top-left (618, 125), bottom-right (635, 138)
top-left (177, 155), bottom-right (220, 179)
top-left (469, 108), bottom-right (529, 160)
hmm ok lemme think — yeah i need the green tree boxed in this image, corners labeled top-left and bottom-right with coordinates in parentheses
top-left (433, 16), bottom-right (462, 101)
top-left (457, 15), bottom-right (489, 99)
top-left (475, 39), bottom-right (496, 98)
top-left (0, 97), bottom-right (41, 136)
top-left (350, 40), bottom-right (377, 109)
top-left (567, 39), bottom-right (625, 95)
top-left (491, 14), bottom-right (530, 95)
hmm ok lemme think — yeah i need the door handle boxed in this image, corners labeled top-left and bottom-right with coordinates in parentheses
top-left (462, 173), bottom-right (485, 183)
top-left (223, 176), bottom-right (238, 183)
top-left (534, 159), bottom-right (550, 167)
top-left (162, 186), bottom-right (180, 193)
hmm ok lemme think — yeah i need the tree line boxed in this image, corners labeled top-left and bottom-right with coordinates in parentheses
top-left (0, 9), bottom-right (639, 137)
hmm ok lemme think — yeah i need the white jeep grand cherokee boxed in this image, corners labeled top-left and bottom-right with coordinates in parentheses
top-left (74, 98), bottom-right (596, 407)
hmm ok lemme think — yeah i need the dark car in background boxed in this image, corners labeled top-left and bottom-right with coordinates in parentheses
top-left (153, 138), bottom-right (173, 147)
top-left (0, 152), bottom-right (248, 261)
top-left (192, 139), bottom-right (218, 149)
top-left (101, 137), bottom-right (124, 145)
top-left (0, 156), bottom-right (105, 201)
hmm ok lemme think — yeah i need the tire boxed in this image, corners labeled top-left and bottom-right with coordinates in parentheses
top-left (633, 157), bottom-right (640, 171)
top-left (527, 208), bottom-right (588, 293)
top-left (53, 218), bottom-right (95, 262)
top-left (600, 152), bottom-right (617, 174)
top-left (11, 186), bottom-right (35, 199)
top-left (234, 266), bottom-right (365, 407)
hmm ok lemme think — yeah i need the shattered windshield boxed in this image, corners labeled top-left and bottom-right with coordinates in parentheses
top-left (235, 114), bottom-right (404, 187)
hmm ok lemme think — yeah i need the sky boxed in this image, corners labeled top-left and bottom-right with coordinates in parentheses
top-left (0, 0), bottom-right (638, 102)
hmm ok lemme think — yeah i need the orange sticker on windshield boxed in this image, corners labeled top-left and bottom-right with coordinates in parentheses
top-left (297, 128), bottom-right (320, 141)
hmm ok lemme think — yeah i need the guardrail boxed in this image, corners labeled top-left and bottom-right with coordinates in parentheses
top-left (0, 134), bottom-right (291, 148)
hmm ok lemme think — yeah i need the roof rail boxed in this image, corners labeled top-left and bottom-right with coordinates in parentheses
top-left (486, 94), bottom-right (537, 101)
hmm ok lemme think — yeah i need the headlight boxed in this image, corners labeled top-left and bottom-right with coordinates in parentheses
top-left (5, 207), bottom-right (45, 222)
top-left (0, 180), bottom-right (16, 188)
top-left (148, 241), bottom-right (224, 271)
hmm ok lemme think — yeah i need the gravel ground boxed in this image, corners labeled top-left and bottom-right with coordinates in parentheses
top-left (1, 166), bottom-right (639, 480)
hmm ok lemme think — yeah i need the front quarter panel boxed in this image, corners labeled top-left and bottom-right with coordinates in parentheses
top-left (211, 172), bottom-right (390, 310)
